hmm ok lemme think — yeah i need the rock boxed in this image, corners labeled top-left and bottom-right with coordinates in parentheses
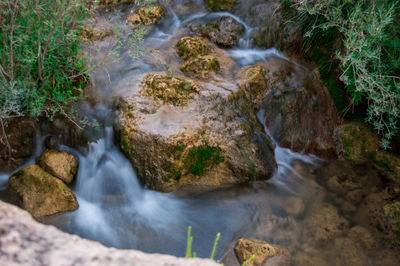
top-left (332, 238), bottom-right (364, 266)
top-left (234, 238), bottom-right (290, 266)
top-left (97, 0), bottom-right (133, 5)
top-left (141, 73), bottom-right (201, 106)
top-left (239, 65), bottom-right (268, 106)
top-left (383, 202), bottom-right (400, 242)
top-left (326, 175), bottom-right (362, 194)
top-left (176, 37), bottom-right (208, 60)
top-left (127, 6), bottom-right (165, 26)
top-left (0, 200), bottom-right (219, 266)
top-left (205, 0), bottom-right (236, 11)
top-left (180, 55), bottom-right (220, 77)
top-left (260, 58), bottom-right (339, 158)
top-left (116, 79), bottom-right (276, 192)
top-left (81, 26), bottom-right (111, 42)
top-left (335, 121), bottom-right (380, 162)
top-left (7, 164), bottom-right (78, 217)
top-left (36, 149), bottom-right (79, 184)
top-left (200, 17), bottom-right (245, 47)
top-left (348, 226), bottom-right (377, 249)
top-left (283, 197), bottom-right (305, 217)
top-left (304, 202), bottom-right (348, 243)
top-left (43, 135), bottom-right (60, 150)
top-left (372, 151), bottom-right (400, 185)
top-left (0, 118), bottom-right (36, 172)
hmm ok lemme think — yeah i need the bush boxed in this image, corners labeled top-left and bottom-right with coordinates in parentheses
top-left (282, 0), bottom-right (400, 148)
top-left (0, 0), bottom-right (89, 124)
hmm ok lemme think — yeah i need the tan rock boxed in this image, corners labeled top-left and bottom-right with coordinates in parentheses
top-left (127, 6), bottom-right (165, 26)
top-left (8, 164), bottom-right (78, 217)
top-left (180, 55), bottom-right (220, 77)
top-left (36, 149), bottom-right (78, 184)
top-left (176, 37), bottom-right (208, 60)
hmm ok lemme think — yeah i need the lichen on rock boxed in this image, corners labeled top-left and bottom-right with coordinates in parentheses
top-left (176, 37), bottom-right (208, 60)
top-left (180, 55), bottom-right (220, 77)
top-left (141, 73), bottom-right (201, 106)
top-left (127, 6), bottom-right (165, 25)
top-left (8, 164), bottom-right (78, 217)
top-left (36, 149), bottom-right (79, 184)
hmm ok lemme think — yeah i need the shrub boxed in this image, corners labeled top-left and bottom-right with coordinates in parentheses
top-left (282, 0), bottom-right (400, 148)
top-left (0, 0), bottom-right (90, 125)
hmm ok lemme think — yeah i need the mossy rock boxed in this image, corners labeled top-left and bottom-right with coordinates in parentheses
top-left (383, 202), bottom-right (400, 242)
top-left (81, 26), bottom-right (111, 43)
top-left (127, 6), bottom-right (165, 25)
top-left (205, 0), bottom-right (236, 11)
top-left (244, 65), bottom-right (267, 104)
top-left (180, 55), bottom-right (220, 77)
top-left (141, 73), bottom-right (200, 106)
top-left (36, 149), bottom-right (78, 184)
top-left (337, 122), bottom-right (380, 161)
top-left (98, 0), bottom-right (133, 5)
top-left (372, 151), bottom-right (400, 185)
top-left (200, 16), bottom-right (245, 47)
top-left (176, 37), bottom-right (208, 60)
top-left (234, 238), bottom-right (279, 265)
top-left (8, 164), bottom-right (78, 217)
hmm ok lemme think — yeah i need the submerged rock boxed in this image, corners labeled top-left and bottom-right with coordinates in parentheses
top-left (141, 73), bottom-right (201, 106)
top-left (36, 149), bottom-right (79, 184)
top-left (336, 121), bottom-right (380, 162)
top-left (234, 238), bottom-right (290, 266)
top-left (383, 202), bottom-right (400, 242)
top-left (8, 164), bottom-right (78, 217)
top-left (205, 0), bottom-right (236, 11)
top-left (176, 37), bottom-right (208, 60)
top-left (180, 55), bottom-right (220, 77)
top-left (127, 6), bottom-right (165, 25)
top-left (200, 16), bottom-right (245, 47)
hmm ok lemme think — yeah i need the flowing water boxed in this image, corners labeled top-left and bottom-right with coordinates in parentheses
top-left (1, 1), bottom-right (400, 265)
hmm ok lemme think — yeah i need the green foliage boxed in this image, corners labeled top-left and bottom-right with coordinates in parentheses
top-left (283, 0), bottom-right (400, 148)
top-left (0, 0), bottom-right (90, 124)
top-left (184, 226), bottom-right (222, 262)
top-left (183, 143), bottom-right (224, 175)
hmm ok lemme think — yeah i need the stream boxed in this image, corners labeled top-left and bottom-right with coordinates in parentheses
top-left (1, 1), bottom-right (400, 265)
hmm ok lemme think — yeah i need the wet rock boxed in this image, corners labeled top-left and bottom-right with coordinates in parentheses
top-left (260, 58), bottom-right (339, 158)
top-left (327, 175), bottom-right (362, 194)
top-left (348, 226), bottom-right (377, 250)
top-left (205, 0), bottom-right (236, 11)
top-left (127, 6), bottom-right (165, 26)
top-left (383, 202), bottom-right (400, 242)
top-left (0, 118), bottom-right (36, 172)
top-left (116, 80), bottom-right (276, 192)
top-left (43, 135), bottom-right (60, 150)
top-left (180, 55), bottom-right (220, 77)
top-left (0, 200), bottom-right (219, 266)
top-left (256, 215), bottom-right (301, 245)
top-left (200, 17), bottom-right (245, 47)
top-left (36, 149), bottom-right (78, 184)
top-left (176, 37), bottom-right (208, 60)
top-left (372, 151), bottom-right (400, 185)
top-left (304, 202), bottom-right (348, 243)
top-left (81, 26), bottom-right (111, 42)
top-left (283, 197), bottom-right (305, 217)
top-left (8, 164), bottom-right (78, 217)
top-left (332, 238), bottom-right (364, 266)
top-left (335, 121), bottom-right (380, 162)
top-left (234, 238), bottom-right (289, 266)
top-left (141, 73), bottom-right (201, 106)
top-left (238, 65), bottom-right (268, 106)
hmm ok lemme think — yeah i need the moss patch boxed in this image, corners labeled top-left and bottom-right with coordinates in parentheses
top-left (180, 55), bottom-right (220, 77)
top-left (141, 73), bottom-right (200, 106)
top-left (182, 143), bottom-right (224, 175)
top-left (205, 0), bottom-right (236, 11)
top-left (176, 37), bottom-right (208, 60)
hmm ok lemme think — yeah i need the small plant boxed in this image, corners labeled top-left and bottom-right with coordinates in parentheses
top-left (185, 226), bottom-right (222, 262)
top-left (161, 64), bottom-right (177, 77)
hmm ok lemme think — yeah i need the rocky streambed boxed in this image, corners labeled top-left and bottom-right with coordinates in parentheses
top-left (1, 0), bottom-right (400, 265)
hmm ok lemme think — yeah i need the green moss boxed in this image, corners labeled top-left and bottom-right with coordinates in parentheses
top-left (209, 58), bottom-right (220, 71)
top-left (205, 0), bottom-right (236, 11)
top-left (58, 183), bottom-right (67, 191)
top-left (183, 143), bottom-right (224, 175)
top-left (121, 138), bottom-right (128, 152)
top-left (384, 202), bottom-right (400, 242)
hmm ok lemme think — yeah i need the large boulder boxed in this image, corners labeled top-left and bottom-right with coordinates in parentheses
top-left (200, 17), bottom-right (245, 48)
top-left (116, 73), bottom-right (276, 192)
top-left (250, 58), bottom-right (339, 158)
top-left (0, 200), bottom-right (219, 266)
top-left (0, 118), bottom-right (36, 172)
top-left (8, 164), bottom-right (78, 217)
top-left (36, 149), bottom-right (79, 184)
top-left (127, 6), bottom-right (165, 26)
top-left (234, 238), bottom-right (290, 266)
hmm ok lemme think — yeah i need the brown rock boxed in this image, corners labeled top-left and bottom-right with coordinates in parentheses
top-left (176, 37), bottom-right (208, 60)
top-left (8, 164), bottom-right (78, 217)
top-left (200, 16), bottom-right (245, 47)
top-left (180, 55), bottom-right (220, 77)
top-left (127, 6), bottom-right (165, 26)
top-left (36, 149), bottom-right (79, 184)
